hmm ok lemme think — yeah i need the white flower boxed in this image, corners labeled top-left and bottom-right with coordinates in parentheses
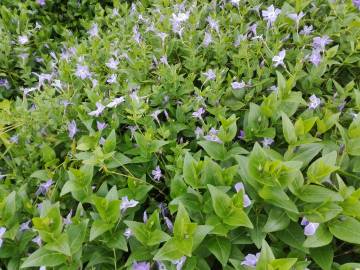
top-left (107, 97), bottom-right (125, 108)
top-left (272, 50), bottom-right (286, 67)
top-left (120, 196), bottom-right (139, 212)
top-left (18, 35), bottom-right (29, 45)
top-left (88, 102), bottom-right (106, 117)
top-left (262, 5), bottom-right (281, 27)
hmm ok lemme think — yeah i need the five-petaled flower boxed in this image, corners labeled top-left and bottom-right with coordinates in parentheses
top-left (308, 94), bottom-right (321, 109)
top-left (262, 5), bottom-right (281, 27)
top-left (120, 196), bottom-right (139, 213)
top-left (88, 102), bottom-right (106, 117)
top-left (272, 50), bottom-right (286, 67)
top-left (241, 253), bottom-right (261, 267)
top-left (152, 166), bottom-right (163, 182)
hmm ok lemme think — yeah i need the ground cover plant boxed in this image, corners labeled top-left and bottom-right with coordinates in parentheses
top-left (0, 0), bottom-right (360, 269)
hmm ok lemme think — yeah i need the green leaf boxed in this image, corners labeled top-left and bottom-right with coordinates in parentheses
top-left (67, 219), bottom-right (88, 254)
top-left (89, 220), bottom-right (113, 241)
top-left (20, 247), bottom-right (67, 268)
top-left (307, 151), bottom-right (338, 184)
top-left (154, 238), bottom-right (191, 261)
top-left (285, 143), bottom-right (322, 168)
top-left (329, 216), bottom-right (360, 244)
top-left (297, 185), bottom-right (343, 203)
top-left (347, 138), bottom-right (360, 156)
top-left (269, 258), bottom-right (297, 270)
top-left (192, 225), bottom-right (213, 251)
top-left (303, 224), bottom-right (333, 248)
top-left (207, 236), bottom-right (231, 266)
top-left (310, 245), bottom-right (333, 270)
top-left (256, 240), bottom-right (275, 270)
top-left (44, 234), bottom-right (71, 257)
top-left (281, 112), bottom-right (297, 144)
top-left (103, 129), bottom-right (116, 153)
top-left (207, 184), bottom-right (231, 218)
top-left (263, 208), bottom-right (290, 233)
top-left (223, 208), bottom-right (253, 229)
top-left (259, 186), bottom-right (299, 214)
top-left (198, 141), bottom-right (227, 161)
top-left (183, 152), bottom-right (201, 188)
top-left (274, 223), bottom-right (308, 253)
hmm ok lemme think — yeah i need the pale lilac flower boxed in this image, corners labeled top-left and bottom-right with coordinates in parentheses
top-left (234, 182), bottom-right (251, 207)
top-left (120, 196), bottom-right (139, 213)
top-left (88, 102), bottom-right (106, 117)
top-left (262, 5), bottom-right (281, 27)
top-left (51, 80), bottom-right (63, 90)
top-left (195, 127), bottom-right (204, 139)
top-left (203, 32), bottom-right (213, 47)
top-left (37, 0), bottom-right (45, 6)
top-left (0, 172), bottom-right (5, 180)
top-left (301, 217), bottom-right (319, 236)
top-left (32, 235), bottom-right (42, 246)
top-left (202, 69), bottom-right (216, 81)
top-left (230, 0), bottom-right (240, 7)
top-left (234, 34), bottom-right (247, 47)
top-left (164, 217), bottom-right (173, 232)
top-left (19, 220), bottom-right (31, 232)
top-left (35, 179), bottom-right (53, 196)
top-left (192, 107), bottom-right (205, 119)
top-left (106, 58), bottom-right (119, 70)
top-left (206, 16), bottom-right (220, 33)
top-left (99, 137), bottom-right (106, 146)
top-left (172, 256), bottom-right (186, 270)
top-left (112, 8), bottom-right (119, 17)
top-left (75, 64), bottom-right (91, 80)
top-left (127, 126), bottom-right (138, 139)
top-left (68, 120), bottom-right (77, 139)
top-left (272, 50), bottom-right (286, 67)
top-left (231, 81), bottom-right (246, 90)
top-left (157, 32), bottom-right (168, 46)
top-left (241, 253), bottom-right (261, 267)
top-left (152, 166), bottom-right (162, 182)
top-left (133, 25), bottom-right (142, 44)
top-left (92, 79), bottom-right (98, 88)
top-left (151, 110), bottom-right (162, 125)
top-left (18, 35), bottom-right (29, 45)
top-left (10, 135), bottom-right (19, 144)
top-left (39, 266), bottom-right (46, 270)
top-left (309, 49), bottom-right (322, 66)
top-left (300, 25), bottom-right (313, 35)
top-left (35, 22), bottom-right (42, 30)
top-left (63, 210), bottom-right (73, 225)
top-left (308, 94), bottom-right (321, 109)
top-left (107, 97), bottom-right (125, 108)
top-left (157, 261), bottom-right (167, 270)
top-left (288, 12), bottom-right (305, 26)
top-left (353, 0), bottom-right (360, 9)
top-left (88, 23), bottom-right (99, 38)
top-left (0, 79), bottom-right (10, 89)
top-left (124, 228), bottom-right (132, 239)
top-left (248, 23), bottom-right (257, 37)
top-left (97, 121), bottom-right (107, 131)
top-left (32, 73), bottom-right (52, 89)
top-left (143, 211), bottom-right (148, 223)
top-left (0, 227), bottom-right (6, 248)
top-left (18, 53), bottom-right (29, 60)
top-left (204, 128), bottom-right (222, 144)
top-left (312, 36), bottom-right (332, 51)
top-left (170, 12), bottom-right (189, 36)
top-left (262, 138), bottom-right (274, 147)
top-left (160, 55), bottom-right (168, 65)
top-left (107, 74), bottom-right (117, 84)
top-left (133, 261), bottom-right (150, 270)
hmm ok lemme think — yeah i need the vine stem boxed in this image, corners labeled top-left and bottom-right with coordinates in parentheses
top-left (113, 248), bottom-right (117, 270)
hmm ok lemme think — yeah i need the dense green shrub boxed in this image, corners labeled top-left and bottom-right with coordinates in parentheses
top-left (0, 0), bottom-right (360, 269)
